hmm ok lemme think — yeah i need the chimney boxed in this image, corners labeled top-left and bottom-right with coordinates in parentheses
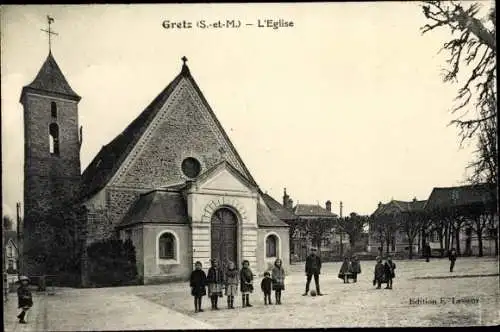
top-left (413, 197), bottom-right (417, 202)
top-left (378, 201), bottom-right (382, 208)
top-left (283, 188), bottom-right (289, 207)
top-left (325, 200), bottom-right (332, 212)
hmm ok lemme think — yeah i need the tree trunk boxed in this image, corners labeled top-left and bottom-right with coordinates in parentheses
top-left (477, 231), bottom-right (484, 257)
top-left (455, 225), bottom-right (461, 256)
top-left (439, 231), bottom-right (444, 257)
top-left (408, 237), bottom-right (414, 259)
top-left (495, 228), bottom-right (499, 256)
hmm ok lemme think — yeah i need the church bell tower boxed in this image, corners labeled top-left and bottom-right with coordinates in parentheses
top-left (19, 17), bottom-right (82, 274)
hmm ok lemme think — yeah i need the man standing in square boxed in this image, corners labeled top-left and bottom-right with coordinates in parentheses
top-left (303, 247), bottom-right (323, 296)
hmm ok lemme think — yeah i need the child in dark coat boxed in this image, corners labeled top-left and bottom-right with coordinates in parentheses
top-left (16, 276), bottom-right (33, 324)
top-left (190, 261), bottom-right (207, 313)
top-left (271, 258), bottom-right (285, 305)
top-left (261, 271), bottom-right (273, 305)
top-left (240, 260), bottom-right (254, 308)
top-left (350, 255), bottom-right (361, 283)
top-left (384, 257), bottom-right (396, 289)
top-left (207, 258), bottom-right (224, 310)
top-left (373, 256), bottom-right (385, 289)
top-left (338, 256), bottom-right (352, 283)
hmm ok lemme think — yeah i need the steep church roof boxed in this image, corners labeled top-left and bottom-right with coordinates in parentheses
top-left (80, 61), bottom-right (258, 200)
top-left (20, 52), bottom-right (80, 102)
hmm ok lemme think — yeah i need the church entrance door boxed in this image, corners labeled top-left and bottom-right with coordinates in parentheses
top-left (211, 207), bottom-right (238, 270)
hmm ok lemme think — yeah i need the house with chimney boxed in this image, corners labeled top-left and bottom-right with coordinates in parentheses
top-left (263, 189), bottom-right (348, 261)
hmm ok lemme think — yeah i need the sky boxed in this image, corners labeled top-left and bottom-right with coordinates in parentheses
top-left (1, 2), bottom-right (491, 221)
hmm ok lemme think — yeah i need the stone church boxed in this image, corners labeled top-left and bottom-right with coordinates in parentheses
top-left (21, 51), bottom-right (290, 284)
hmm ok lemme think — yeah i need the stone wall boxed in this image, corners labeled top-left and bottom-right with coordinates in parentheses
top-left (257, 227), bottom-right (290, 276)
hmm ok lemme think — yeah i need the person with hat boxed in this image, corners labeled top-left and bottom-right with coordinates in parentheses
top-left (302, 247), bottom-right (323, 296)
top-left (16, 276), bottom-right (33, 324)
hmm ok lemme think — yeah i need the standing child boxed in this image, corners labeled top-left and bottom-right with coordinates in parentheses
top-left (190, 261), bottom-right (207, 313)
top-left (373, 256), bottom-right (385, 289)
top-left (16, 276), bottom-right (33, 324)
top-left (240, 260), bottom-right (254, 308)
top-left (350, 255), bottom-right (361, 283)
top-left (271, 258), bottom-right (285, 304)
top-left (384, 256), bottom-right (396, 289)
top-left (260, 272), bottom-right (273, 305)
top-left (224, 261), bottom-right (238, 309)
top-left (338, 256), bottom-right (352, 283)
top-left (207, 258), bottom-right (224, 310)
top-left (449, 248), bottom-right (457, 272)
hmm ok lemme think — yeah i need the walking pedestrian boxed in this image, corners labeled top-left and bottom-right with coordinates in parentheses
top-left (240, 260), bottom-right (254, 307)
top-left (16, 276), bottom-right (33, 324)
top-left (449, 248), bottom-right (457, 272)
top-left (207, 258), bottom-right (224, 310)
top-left (190, 261), bottom-right (207, 313)
top-left (261, 272), bottom-right (273, 305)
top-left (425, 244), bottom-right (431, 262)
top-left (224, 261), bottom-right (238, 309)
top-left (302, 247), bottom-right (323, 296)
top-left (271, 258), bottom-right (285, 304)
top-left (351, 255), bottom-right (361, 282)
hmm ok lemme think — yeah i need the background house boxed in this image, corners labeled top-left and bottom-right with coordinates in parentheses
top-left (424, 183), bottom-right (498, 257)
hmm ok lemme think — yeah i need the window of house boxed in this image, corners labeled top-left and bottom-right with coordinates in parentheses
top-left (49, 123), bottom-right (60, 156)
top-left (266, 234), bottom-right (278, 258)
top-left (159, 232), bottom-right (176, 260)
top-left (51, 102), bottom-right (57, 119)
top-left (125, 229), bottom-right (132, 240)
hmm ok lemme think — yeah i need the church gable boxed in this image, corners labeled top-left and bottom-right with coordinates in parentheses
top-left (196, 161), bottom-right (256, 194)
top-left (81, 62), bottom-right (257, 199)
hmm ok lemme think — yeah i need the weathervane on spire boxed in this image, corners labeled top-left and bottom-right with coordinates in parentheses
top-left (41, 15), bottom-right (58, 53)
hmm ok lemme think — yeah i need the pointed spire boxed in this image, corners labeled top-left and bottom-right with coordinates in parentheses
top-left (180, 56), bottom-right (190, 76)
top-left (20, 52), bottom-right (80, 102)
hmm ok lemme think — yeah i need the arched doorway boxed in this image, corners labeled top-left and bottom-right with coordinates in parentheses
top-left (211, 207), bottom-right (238, 269)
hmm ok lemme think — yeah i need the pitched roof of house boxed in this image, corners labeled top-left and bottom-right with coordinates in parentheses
top-left (257, 200), bottom-right (290, 227)
top-left (20, 52), bottom-right (80, 102)
top-left (261, 193), bottom-right (297, 221)
top-left (4, 230), bottom-right (18, 247)
top-left (372, 199), bottom-right (427, 217)
top-left (293, 204), bottom-right (337, 218)
top-left (117, 189), bottom-right (189, 229)
top-left (80, 63), bottom-right (257, 200)
top-left (424, 183), bottom-right (497, 211)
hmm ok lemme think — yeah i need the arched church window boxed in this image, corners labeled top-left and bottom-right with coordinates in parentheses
top-left (49, 123), bottom-right (60, 156)
top-left (266, 234), bottom-right (279, 258)
top-left (159, 232), bottom-right (176, 260)
top-left (51, 102), bottom-right (57, 119)
top-left (181, 157), bottom-right (201, 178)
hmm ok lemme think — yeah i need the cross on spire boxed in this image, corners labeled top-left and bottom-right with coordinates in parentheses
top-left (41, 15), bottom-right (58, 53)
top-left (181, 56), bottom-right (188, 65)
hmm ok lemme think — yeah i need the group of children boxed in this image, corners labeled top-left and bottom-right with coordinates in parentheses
top-left (189, 258), bottom-right (285, 313)
top-left (373, 256), bottom-right (396, 289)
top-left (337, 255), bottom-right (362, 283)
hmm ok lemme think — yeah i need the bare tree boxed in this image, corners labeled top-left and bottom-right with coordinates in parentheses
top-left (421, 1), bottom-right (497, 183)
top-left (400, 211), bottom-right (425, 259)
top-left (302, 218), bottom-right (336, 252)
top-left (338, 213), bottom-right (368, 250)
